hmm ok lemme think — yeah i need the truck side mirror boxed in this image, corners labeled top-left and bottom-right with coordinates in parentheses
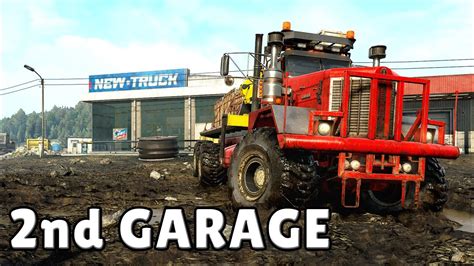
top-left (220, 54), bottom-right (230, 76)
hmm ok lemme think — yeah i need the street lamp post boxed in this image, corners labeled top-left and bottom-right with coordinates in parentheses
top-left (24, 65), bottom-right (45, 158)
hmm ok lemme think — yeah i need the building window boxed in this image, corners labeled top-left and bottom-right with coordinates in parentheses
top-left (92, 101), bottom-right (131, 151)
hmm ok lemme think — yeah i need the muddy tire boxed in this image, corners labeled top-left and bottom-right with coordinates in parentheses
top-left (198, 142), bottom-right (226, 186)
top-left (363, 157), bottom-right (448, 213)
top-left (420, 158), bottom-right (448, 212)
top-left (228, 128), bottom-right (319, 208)
top-left (362, 183), bottom-right (412, 214)
top-left (192, 141), bottom-right (207, 177)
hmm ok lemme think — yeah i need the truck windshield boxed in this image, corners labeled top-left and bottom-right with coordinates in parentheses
top-left (285, 55), bottom-right (350, 77)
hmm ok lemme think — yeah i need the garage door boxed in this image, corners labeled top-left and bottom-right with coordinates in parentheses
top-left (141, 99), bottom-right (185, 147)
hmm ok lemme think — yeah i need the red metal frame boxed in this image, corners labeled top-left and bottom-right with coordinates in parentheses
top-left (284, 69), bottom-right (457, 208)
top-left (223, 144), bottom-right (237, 168)
top-left (428, 119), bottom-right (446, 144)
top-left (367, 78), bottom-right (379, 140)
top-left (308, 110), bottom-right (343, 135)
top-left (405, 111), bottom-right (422, 141)
top-left (277, 134), bottom-right (460, 158)
top-left (238, 67), bottom-right (460, 209)
top-left (340, 171), bottom-right (422, 208)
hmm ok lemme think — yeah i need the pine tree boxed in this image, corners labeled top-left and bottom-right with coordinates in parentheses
top-left (0, 104), bottom-right (92, 145)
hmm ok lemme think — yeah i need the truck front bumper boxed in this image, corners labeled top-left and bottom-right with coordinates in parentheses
top-left (277, 134), bottom-right (460, 159)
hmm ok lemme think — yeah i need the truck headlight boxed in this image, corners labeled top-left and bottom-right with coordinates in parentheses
top-left (426, 128), bottom-right (436, 143)
top-left (426, 131), bottom-right (433, 142)
top-left (350, 160), bottom-right (361, 171)
top-left (318, 122), bottom-right (331, 136)
top-left (344, 159), bottom-right (350, 169)
top-left (401, 163), bottom-right (412, 173)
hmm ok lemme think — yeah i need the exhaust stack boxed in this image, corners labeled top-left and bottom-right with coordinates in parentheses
top-left (369, 45), bottom-right (387, 67)
top-left (262, 31), bottom-right (284, 103)
top-left (251, 34), bottom-right (263, 111)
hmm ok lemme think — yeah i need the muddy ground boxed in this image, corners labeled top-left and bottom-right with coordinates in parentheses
top-left (0, 154), bottom-right (472, 264)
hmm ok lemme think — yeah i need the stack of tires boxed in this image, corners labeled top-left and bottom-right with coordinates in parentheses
top-left (137, 136), bottom-right (178, 160)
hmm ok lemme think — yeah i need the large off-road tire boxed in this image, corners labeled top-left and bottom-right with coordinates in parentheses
top-left (361, 182), bottom-right (412, 214)
top-left (228, 128), bottom-right (319, 208)
top-left (420, 157), bottom-right (448, 212)
top-left (362, 157), bottom-right (448, 213)
top-left (192, 141), bottom-right (207, 177)
top-left (198, 142), bottom-right (226, 186)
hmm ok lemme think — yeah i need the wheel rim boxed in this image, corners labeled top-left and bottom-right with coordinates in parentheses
top-left (240, 156), bottom-right (268, 201)
top-left (254, 166), bottom-right (265, 188)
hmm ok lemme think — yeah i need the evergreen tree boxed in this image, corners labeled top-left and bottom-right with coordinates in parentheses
top-left (0, 103), bottom-right (92, 145)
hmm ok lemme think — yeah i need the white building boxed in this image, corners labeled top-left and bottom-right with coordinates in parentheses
top-left (67, 138), bottom-right (93, 154)
top-left (81, 69), bottom-right (239, 151)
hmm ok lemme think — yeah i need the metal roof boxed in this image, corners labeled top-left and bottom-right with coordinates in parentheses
top-left (404, 74), bottom-right (473, 95)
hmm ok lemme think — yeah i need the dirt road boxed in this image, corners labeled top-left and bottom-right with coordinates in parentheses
top-left (0, 155), bottom-right (472, 264)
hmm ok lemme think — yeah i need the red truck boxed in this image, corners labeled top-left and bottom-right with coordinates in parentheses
top-left (194, 22), bottom-right (459, 213)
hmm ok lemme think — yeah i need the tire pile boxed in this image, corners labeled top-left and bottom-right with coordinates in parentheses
top-left (137, 136), bottom-right (178, 160)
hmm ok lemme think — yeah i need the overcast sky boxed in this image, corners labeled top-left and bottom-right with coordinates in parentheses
top-left (0, 0), bottom-right (472, 118)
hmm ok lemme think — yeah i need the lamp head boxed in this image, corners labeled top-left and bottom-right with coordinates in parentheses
top-left (24, 65), bottom-right (35, 72)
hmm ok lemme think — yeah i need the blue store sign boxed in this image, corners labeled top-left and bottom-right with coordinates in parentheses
top-left (89, 69), bottom-right (188, 93)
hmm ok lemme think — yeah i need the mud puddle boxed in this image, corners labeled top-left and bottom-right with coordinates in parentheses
top-left (443, 208), bottom-right (474, 233)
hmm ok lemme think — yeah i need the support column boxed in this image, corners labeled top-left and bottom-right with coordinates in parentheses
top-left (191, 97), bottom-right (196, 145)
top-left (184, 97), bottom-right (192, 150)
top-left (131, 100), bottom-right (141, 149)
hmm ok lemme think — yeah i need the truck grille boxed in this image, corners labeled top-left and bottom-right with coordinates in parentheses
top-left (330, 78), bottom-right (396, 138)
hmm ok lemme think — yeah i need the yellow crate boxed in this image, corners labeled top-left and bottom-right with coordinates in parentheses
top-left (26, 138), bottom-right (50, 150)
